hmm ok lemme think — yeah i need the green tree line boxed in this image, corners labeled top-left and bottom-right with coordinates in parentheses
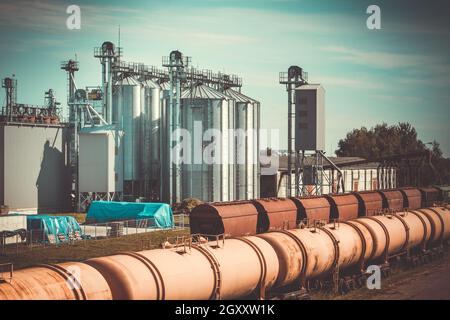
top-left (336, 122), bottom-right (450, 185)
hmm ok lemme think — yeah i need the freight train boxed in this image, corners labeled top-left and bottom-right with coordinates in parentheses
top-left (0, 204), bottom-right (448, 300)
top-left (190, 187), bottom-right (443, 237)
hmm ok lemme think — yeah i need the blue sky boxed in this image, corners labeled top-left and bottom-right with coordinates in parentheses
top-left (0, 0), bottom-right (449, 156)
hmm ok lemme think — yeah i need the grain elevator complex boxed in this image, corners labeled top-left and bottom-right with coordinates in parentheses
top-left (0, 38), bottom-right (449, 302)
top-left (1, 41), bottom-right (261, 212)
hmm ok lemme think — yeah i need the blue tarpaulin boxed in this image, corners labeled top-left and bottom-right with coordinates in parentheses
top-left (26, 215), bottom-right (83, 244)
top-left (86, 201), bottom-right (174, 228)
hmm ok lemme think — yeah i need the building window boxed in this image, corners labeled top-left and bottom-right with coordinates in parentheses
top-left (299, 97), bottom-right (307, 105)
top-left (372, 179), bottom-right (378, 190)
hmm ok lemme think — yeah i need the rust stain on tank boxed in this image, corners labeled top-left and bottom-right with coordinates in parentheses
top-left (353, 191), bottom-right (383, 216)
top-left (252, 198), bottom-right (297, 233)
top-left (290, 196), bottom-right (330, 222)
top-left (325, 193), bottom-right (359, 221)
top-left (190, 201), bottom-right (258, 237)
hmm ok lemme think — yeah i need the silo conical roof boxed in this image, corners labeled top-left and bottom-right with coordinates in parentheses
top-left (223, 88), bottom-right (258, 103)
top-left (159, 81), bottom-right (171, 90)
top-left (181, 84), bottom-right (229, 100)
top-left (114, 76), bottom-right (140, 86)
top-left (141, 78), bottom-right (160, 89)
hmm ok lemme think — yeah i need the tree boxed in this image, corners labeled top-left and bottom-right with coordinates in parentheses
top-left (335, 122), bottom-right (449, 184)
top-left (336, 122), bottom-right (429, 158)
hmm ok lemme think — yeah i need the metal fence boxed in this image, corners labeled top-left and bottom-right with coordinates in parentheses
top-left (81, 215), bottom-right (187, 238)
top-left (0, 214), bottom-right (187, 255)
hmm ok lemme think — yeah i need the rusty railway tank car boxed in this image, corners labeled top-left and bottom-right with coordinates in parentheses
top-left (252, 198), bottom-right (298, 233)
top-left (378, 189), bottom-right (405, 211)
top-left (419, 187), bottom-right (440, 207)
top-left (0, 206), bottom-right (449, 300)
top-left (189, 201), bottom-right (258, 237)
top-left (324, 193), bottom-right (359, 221)
top-left (399, 187), bottom-right (422, 210)
top-left (290, 196), bottom-right (331, 223)
top-left (352, 191), bottom-right (383, 217)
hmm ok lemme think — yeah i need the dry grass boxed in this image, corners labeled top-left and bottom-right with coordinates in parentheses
top-left (0, 228), bottom-right (190, 270)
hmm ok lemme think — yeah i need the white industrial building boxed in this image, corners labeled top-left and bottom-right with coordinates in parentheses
top-left (260, 155), bottom-right (396, 198)
top-left (0, 123), bottom-right (70, 212)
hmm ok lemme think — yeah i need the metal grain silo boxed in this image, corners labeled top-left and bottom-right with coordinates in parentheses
top-left (180, 84), bottom-right (235, 202)
top-left (159, 82), bottom-right (171, 202)
top-left (112, 76), bottom-right (141, 196)
top-left (140, 79), bottom-right (161, 199)
top-left (224, 89), bottom-right (260, 200)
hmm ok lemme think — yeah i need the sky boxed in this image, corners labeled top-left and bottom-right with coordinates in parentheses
top-left (0, 0), bottom-right (449, 156)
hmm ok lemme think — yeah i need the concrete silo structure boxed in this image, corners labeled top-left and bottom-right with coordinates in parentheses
top-left (224, 88), bottom-right (260, 200)
top-left (180, 83), bottom-right (235, 202)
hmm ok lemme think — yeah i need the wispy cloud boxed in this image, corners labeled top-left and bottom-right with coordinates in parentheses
top-left (313, 74), bottom-right (385, 90)
top-left (371, 94), bottom-right (424, 104)
top-left (321, 46), bottom-right (434, 69)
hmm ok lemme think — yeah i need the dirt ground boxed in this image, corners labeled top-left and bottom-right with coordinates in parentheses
top-left (312, 251), bottom-right (450, 300)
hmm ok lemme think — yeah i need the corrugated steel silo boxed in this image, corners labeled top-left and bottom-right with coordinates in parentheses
top-left (224, 89), bottom-right (260, 200)
top-left (140, 79), bottom-right (161, 198)
top-left (159, 82), bottom-right (170, 202)
top-left (180, 84), bottom-right (235, 202)
top-left (112, 76), bottom-right (141, 196)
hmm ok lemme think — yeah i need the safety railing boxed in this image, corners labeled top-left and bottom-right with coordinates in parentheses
top-left (0, 214), bottom-right (187, 255)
